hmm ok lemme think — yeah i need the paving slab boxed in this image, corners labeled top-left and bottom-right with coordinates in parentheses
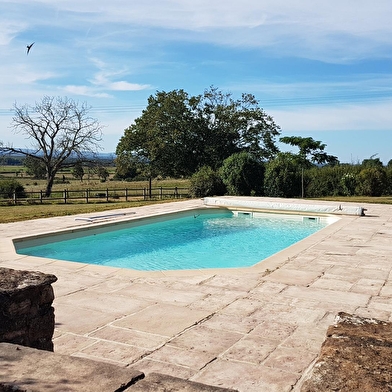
top-left (130, 372), bottom-right (238, 391)
top-left (191, 358), bottom-right (300, 392)
top-left (112, 302), bottom-right (211, 337)
top-left (261, 267), bottom-right (322, 286)
top-left (88, 325), bottom-right (168, 350)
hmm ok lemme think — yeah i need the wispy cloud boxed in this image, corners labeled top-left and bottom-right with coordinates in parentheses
top-left (0, 21), bottom-right (26, 45)
top-left (108, 81), bottom-right (150, 91)
top-left (5, 1), bottom-right (392, 61)
top-left (60, 58), bottom-right (152, 97)
top-left (62, 85), bottom-right (111, 98)
top-left (23, 0), bottom-right (392, 62)
top-left (87, 58), bottom-right (151, 91)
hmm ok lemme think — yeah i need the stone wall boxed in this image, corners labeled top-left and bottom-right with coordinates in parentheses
top-left (0, 267), bottom-right (57, 351)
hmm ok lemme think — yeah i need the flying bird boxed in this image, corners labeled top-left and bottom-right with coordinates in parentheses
top-left (26, 42), bottom-right (35, 55)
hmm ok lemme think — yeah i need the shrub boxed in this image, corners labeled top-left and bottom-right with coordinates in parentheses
top-left (340, 173), bottom-right (358, 196)
top-left (385, 166), bottom-right (392, 194)
top-left (0, 179), bottom-right (26, 199)
top-left (264, 153), bottom-right (301, 198)
top-left (356, 168), bottom-right (387, 196)
top-left (219, 152), bottom-right (265, 196)
top-left (304, 165), bottom-right (346, 197)
top-left (189, 166), bottom-right (225, 198)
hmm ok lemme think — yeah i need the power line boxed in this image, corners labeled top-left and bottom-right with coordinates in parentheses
top-left (0, 92), bottom-right (391, 116)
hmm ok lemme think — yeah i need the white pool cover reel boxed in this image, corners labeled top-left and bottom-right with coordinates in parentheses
top-left (203, 197), bottom-right (365, 216)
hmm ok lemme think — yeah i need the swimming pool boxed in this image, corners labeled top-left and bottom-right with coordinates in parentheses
top-left (14, 208), bottom-right (337, 271)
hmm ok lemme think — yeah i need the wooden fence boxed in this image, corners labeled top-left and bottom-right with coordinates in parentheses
top-left (0, 187), bottom-right (190, 205)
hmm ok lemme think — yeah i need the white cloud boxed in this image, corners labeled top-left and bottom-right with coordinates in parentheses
top-left (63, 85), bottom-right (111, 98)
top-left (87, 58), bottom-right (152, 92)
top-left (15, 70), bottom-right (59, 84)
top-left (108, 81), bottom-right (150, 91)
top-left (0, 22), bottom-right (26, 45)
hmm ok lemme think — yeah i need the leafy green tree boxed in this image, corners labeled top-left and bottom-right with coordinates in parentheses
top-left (197, 87), bottom-right (281, 168)
top-left (24, 156), bottom-right (46, 179)
top-left (96, 166), bottom-right (110, 182)
top-left (362, 156), bottom-right (384, 168)
top-left (117, 90), bottom-right (200, 178)
top-left (2, 96), bottom-right (103, 196)
top-left (280, 136), bottom-right (339, 167)
top-left (264, 152), bottom-right (301, 197)
top-left (189, 166), bottom-right (225, 198)
top-left (114, 151), bottom-right (139, 180)
top-left (116, 87), bottom-right (281, 178)
top-left (219, 152), bottom-right (264, 196)
top-left (71, 162), bottom-right (85, 182)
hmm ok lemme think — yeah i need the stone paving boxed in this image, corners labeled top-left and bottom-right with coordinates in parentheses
top-left (1, 197), bottom-right (391, 392)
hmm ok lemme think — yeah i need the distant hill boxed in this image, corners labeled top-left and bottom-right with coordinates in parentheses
top-left (0, 150), bottom-right (117, 166)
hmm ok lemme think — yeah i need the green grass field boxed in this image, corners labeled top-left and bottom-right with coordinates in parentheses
top-left (0, 167), bottom-right (191, 223)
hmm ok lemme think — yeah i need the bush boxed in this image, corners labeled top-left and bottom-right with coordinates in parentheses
top-left (340, 173), bottom-right (358, 196)
top-left (189, 166), bottom-right (225, 198)
top-left (0, 179), bottom-right (26, 199)
top-left (305, 165), bottom-right (348, 197)
top-left (264, 153), bottom-right (301, 198)
top-left (356, 168), bottom-right (387, 196)
top-left (219, 152), bottom-right (265, 196)
top-left (385, 167), bottom-right (392, 195)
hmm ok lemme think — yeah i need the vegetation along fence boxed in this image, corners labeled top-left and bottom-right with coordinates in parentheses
top-left (0, 187), bottom-right (190, 205)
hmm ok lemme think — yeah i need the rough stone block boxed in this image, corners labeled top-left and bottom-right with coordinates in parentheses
top-left (0, 342), bottom-right (144, 392)
top-left (0, 267), bottom-right (57, 351)
top-left (299, 312), bottom-right (392, 391)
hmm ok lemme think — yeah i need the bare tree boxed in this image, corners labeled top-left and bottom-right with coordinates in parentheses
top-left (3, 96), bottom-right (103, 196)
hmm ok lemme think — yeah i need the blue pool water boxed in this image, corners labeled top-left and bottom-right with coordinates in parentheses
top-left (16, 210), bottom-right (330, 271)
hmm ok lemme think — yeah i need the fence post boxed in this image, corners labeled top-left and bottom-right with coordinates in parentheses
top-left (159, 187), bottom-right (163, 200)
top-left (143, 188), bottom-right (146, 200)
top-left (13, 190), bottom-right (17, 205)
top-left (63, 189), bottom-right (67, 204)
top-left (106, 188), bottom-right (109, 202)
top-left (125, 188), bottom-right (128, 201)
top-left (86, 189), bottom-right (89, 204)
top-left (40, 190), bottom-right (43, 204)
top-left (175, 187), bottom-right (178, 198)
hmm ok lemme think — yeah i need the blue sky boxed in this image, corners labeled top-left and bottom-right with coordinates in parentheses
top-left (1, 1), bottom-right (392, 164)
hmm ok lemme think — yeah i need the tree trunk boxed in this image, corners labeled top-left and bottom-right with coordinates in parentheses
top-left (45, 174), bottom-right (55, 197)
